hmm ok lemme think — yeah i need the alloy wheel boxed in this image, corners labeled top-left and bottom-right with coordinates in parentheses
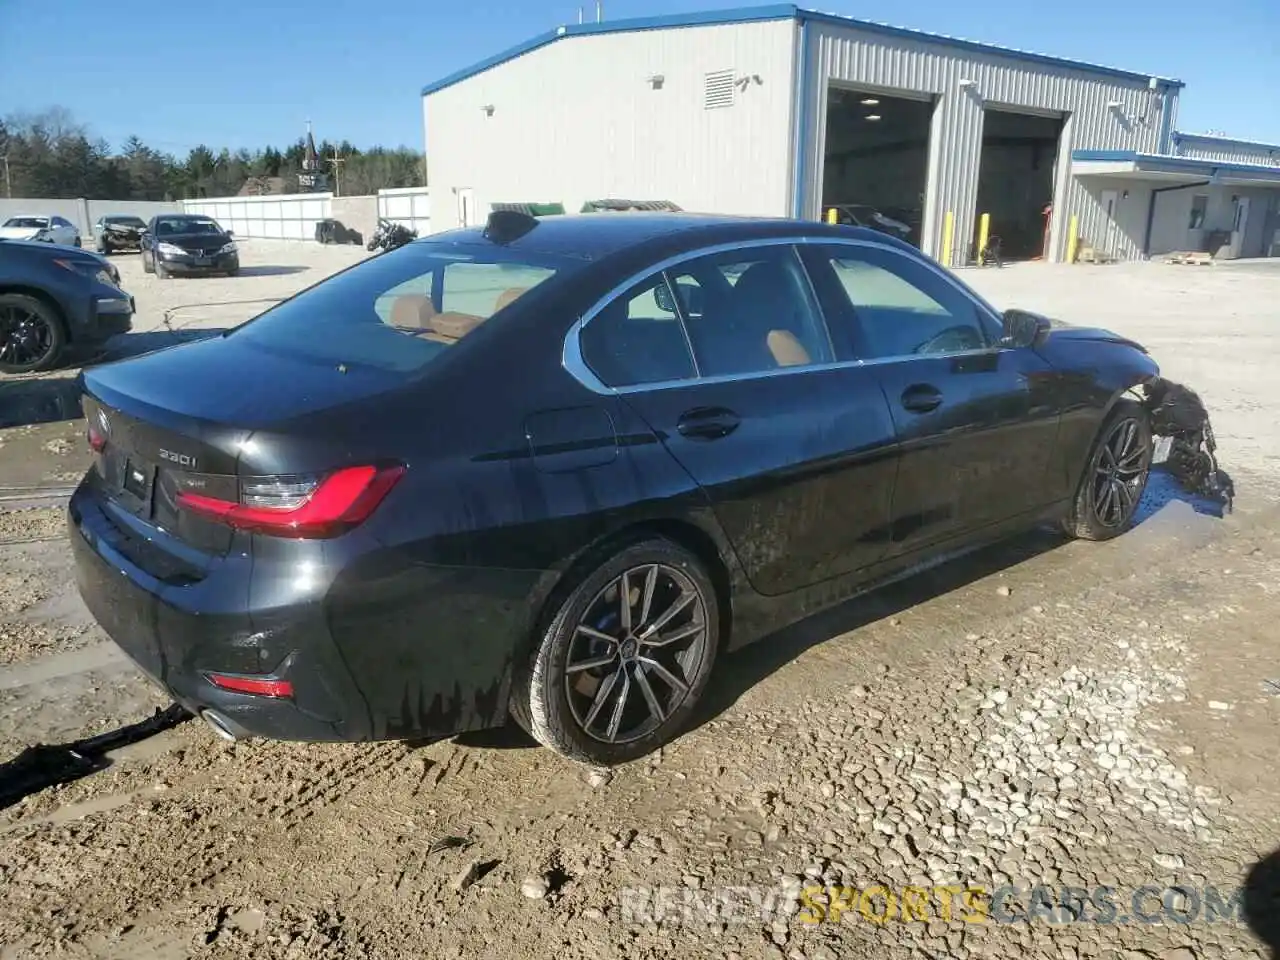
top-left (1091, 416), bottom-right (1148, 528)
top-left (564, 563), bottom-right (708, 744)
top-left (0, 303), bottom-right (55, 369)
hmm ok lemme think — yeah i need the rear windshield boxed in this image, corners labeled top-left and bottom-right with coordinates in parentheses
top-left (4, 217), bottom-right (48, 228)
top-left (229, 240), bottom-right (581, 374)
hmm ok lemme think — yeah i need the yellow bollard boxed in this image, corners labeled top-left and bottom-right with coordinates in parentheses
top-left (826, 207), bottom-right (838, 225)
top-left (1066, 215), bottom-right (1079, 263)
top-left (977, 213), bottom-right (990, 266)
top-left (941, 211), bottom-right (954, 267)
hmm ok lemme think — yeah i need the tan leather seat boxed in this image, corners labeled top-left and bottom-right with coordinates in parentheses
top-left (429, 311), bottom-right (485, 341)
top-left (495, 287), bottom-right (529, 312)
top-left (767, 329), bottom-right (812, 367)
top-left (389, 294), bottom-right (437, 329)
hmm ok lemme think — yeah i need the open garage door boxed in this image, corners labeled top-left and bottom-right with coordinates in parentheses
top-left (821, 85), bottom-right (934, 247)
top-left (975, 108), bottom-right (1064, 262)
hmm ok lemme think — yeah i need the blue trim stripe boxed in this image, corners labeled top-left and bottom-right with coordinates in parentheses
top-left (1072, 150), bottom-right (1280, 182)
top-left (421, 3), bottom-right (1184, 98)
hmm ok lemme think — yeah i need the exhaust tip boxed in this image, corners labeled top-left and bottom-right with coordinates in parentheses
top-left (201, 709), bottom-right (239, 742)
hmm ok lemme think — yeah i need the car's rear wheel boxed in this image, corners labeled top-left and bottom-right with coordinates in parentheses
top-left (0, 294), bottom-right (66, 374)
top-left (511, 538), bottom-right (720, 766)
top-left (1063, 399), bottom-right (1152, 540)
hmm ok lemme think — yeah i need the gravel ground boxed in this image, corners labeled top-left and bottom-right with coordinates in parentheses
top-left (1, 243), bottom-right (1279, 959)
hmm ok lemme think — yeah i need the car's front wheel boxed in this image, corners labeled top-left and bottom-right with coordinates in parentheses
top-left (511, 537), bottom-right (720, 766)
top-left (1064, 399), bottom-right (1153, 540)
top-left (0, 293), bottom-right (67, 374)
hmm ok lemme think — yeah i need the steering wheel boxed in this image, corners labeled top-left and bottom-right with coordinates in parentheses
top-left (914, 324), bottom-right (983, 355)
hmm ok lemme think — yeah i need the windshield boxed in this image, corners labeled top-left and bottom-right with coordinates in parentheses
top-left (229, 240), bottom-right (583, 375)
top-left (154, 216), bottom-right (222, 236)
top-left (3, 217), bottom-right (49, 229)
top-left (105, 216), bottom-right (146, 227)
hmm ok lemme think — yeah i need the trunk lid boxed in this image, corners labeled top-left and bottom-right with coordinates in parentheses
top-left (80, 333), bottom-right (409, 557)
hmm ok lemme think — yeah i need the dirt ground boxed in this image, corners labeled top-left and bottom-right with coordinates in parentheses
top-left (2, 242), bottom-right (1279, 959)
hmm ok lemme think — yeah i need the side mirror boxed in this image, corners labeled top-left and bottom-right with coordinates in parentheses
top-left (653, 283), bottom-right (676, 314)
top-left (1001, 308), bottom-right (1051, 349)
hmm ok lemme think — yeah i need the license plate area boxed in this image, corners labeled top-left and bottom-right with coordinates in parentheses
top-left (1152, 435), bottom-right (1173, 465)
top-left (194, 256), bottom-right (212, 266)
top-left (121, 458), bottom-right (157, 516)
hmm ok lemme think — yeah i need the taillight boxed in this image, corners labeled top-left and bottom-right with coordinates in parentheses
top-left (87, 425), bottom-right (106, 452)
top-left (206, 673), bottom-right (294, 698)
top-left (176, 464), bottom-right (404, 539)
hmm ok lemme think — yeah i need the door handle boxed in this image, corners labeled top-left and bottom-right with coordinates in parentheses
top-left (676, 406), bottom-right (741, 441)
top-left (900, 383), bottom-right (943, 414)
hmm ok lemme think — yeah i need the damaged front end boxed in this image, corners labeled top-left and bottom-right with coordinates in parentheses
top-left (1141, 377), bottom-right (1234, 512)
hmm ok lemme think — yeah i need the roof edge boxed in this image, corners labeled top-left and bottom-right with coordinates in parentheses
top-left (1172, 130), bottom-right (1280, 152)
top-left (421, 4), bottom-right (799, 97)
top-left (421, 2), bottom-right (1183, 99)
top-left (795, 8), bottom-right (1184, 87)
top-left (1073, 149), bottom-right (1280, 178)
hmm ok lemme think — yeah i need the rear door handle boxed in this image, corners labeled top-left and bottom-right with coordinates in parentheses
top-left (900, 383), bottom-right (943, 413)
top-left (677, 406), bottom-right (741, 441)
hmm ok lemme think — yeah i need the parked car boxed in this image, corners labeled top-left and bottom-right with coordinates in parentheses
top-left (71, 210), bottom-right (1175, 766)
top-left (0, 214), bottom-right (81, 247)
top-left (140, 213), bottom-right (239, 278)
top-left (0, 238), bottom-right (133, 373)
top-left (828, 204), bottom-right (913, 243)
top-left (93, 214), bottom-right (149, 254)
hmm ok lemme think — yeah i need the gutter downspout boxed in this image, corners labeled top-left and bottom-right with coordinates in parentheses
top-left (1143, 179), bottom-right (1209, 256)
top-left (792, 18), bottom-right (813, 218)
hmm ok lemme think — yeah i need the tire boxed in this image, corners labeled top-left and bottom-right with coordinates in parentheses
top-left (0, 293), bottom-right (67, 374)
top-left (142, 250), bottom-right (154, 274)
top-left (1063, 399), bottom-right (1153, 540)
top-left (510, 537), bottom-right (720, 766)
top-left (72, 236), bottom-right (82, 248)
top-left (155, 259), bottom-right (168, 280)
top-left (225, 268), bottom-right (239, 278)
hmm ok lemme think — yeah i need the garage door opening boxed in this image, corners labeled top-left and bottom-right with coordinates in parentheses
top-left (820, 85), bottom-right (934, 247)
top-left (975, 108), bottom-right (1063, 262)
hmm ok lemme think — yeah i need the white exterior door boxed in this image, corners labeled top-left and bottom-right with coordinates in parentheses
top-left (1230, 196), bottom-right (1251, 258)
top-left (1100, 190), bottom-right (1119, 257)
top-left (457, 188), bottom-right (475, 228)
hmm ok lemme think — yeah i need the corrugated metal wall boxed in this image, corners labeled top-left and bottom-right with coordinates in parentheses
top-left (801, 23), bottom-right (1174, 263)
top-left (425, 20), bottom-right (796, 232)
top-left (1173, 135), bottom-right (1280, 167)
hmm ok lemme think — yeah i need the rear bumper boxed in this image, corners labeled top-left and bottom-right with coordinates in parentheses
top-left (67, 482), bottom-right (373, 742)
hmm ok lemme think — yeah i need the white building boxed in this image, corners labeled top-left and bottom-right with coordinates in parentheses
top-left (422, 4), bottom-right (1280, 263)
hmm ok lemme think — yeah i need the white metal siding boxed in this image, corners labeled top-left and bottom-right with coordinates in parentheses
top-left (1174, 137), bottom-right (1280, 167)
top-left (801, 23), bottom-right (1175, 263)
top-left (425, 20), bottom-right (796, 232)
top-left (183, 193), bottom-right (331, 240)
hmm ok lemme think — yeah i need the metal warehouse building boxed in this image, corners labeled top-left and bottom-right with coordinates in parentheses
top-left (422, 3), bottom-right (1280, 264)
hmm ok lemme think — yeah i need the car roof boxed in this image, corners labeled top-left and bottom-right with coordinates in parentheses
top-left (424, 213), bottom-right (896, 260)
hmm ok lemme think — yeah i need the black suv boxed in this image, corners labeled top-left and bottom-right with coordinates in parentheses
top-left (0, 239), bottom-right (134, 373)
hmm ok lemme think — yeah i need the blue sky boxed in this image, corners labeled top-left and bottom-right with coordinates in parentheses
top-left (1, 0), bottom-right (1277, 154)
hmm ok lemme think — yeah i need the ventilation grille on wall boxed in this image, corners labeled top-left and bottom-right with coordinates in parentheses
top-left (703, 70), bottom-right (736, 110)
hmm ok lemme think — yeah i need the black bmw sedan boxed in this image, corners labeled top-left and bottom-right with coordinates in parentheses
top-left (70, 211), bottom-right (1163, 766)
top-left (141, 213), bottom-right (239, 278)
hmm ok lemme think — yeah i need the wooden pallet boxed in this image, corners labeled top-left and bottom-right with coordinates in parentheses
top-left (1164, 251), bottom-right (1214, 266)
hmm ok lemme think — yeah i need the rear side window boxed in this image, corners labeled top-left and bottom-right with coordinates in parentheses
top-left (233, 242), bottom-right (578, 374)
top-left (580, 274), bottom-right (696, 387)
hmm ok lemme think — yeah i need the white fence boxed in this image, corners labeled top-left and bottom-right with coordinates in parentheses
top-left (182, 192), bottom-right (332, 241)
top-left (181, 187), bottom-right (431, 241)
top-left (376, 187), bottom-right (432, 236)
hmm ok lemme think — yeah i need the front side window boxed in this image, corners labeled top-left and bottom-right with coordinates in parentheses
top-left (809, 245), bottom-right (993, 359)
top-left (52, 216), bottom-right (73, 228)
top-left (231, 242), bottom-right (577, 376)
top-left (668, 246), bottom-right (834, 377)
